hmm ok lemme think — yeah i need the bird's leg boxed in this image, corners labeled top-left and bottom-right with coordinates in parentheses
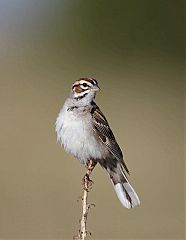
top-left (79, 160), bottom-right (97, 240)
top-left (84, 160), bottom-right (97, 186)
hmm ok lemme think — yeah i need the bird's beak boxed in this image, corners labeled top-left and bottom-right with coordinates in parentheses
top-left (91, 85), bottom-right (100, 92)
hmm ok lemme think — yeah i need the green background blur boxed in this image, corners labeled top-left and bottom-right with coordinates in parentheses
top-left (0, 0), bottom-right (184, 239)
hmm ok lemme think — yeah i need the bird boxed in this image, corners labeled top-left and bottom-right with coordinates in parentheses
top-left (55, 77), bottom-right (140, 208)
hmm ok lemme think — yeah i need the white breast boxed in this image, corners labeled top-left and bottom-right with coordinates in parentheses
top-left (55, 100), bottom-right (108, 165)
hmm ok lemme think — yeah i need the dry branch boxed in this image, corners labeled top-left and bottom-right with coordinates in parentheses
top-left (75, 160), bottom-right (97, 240)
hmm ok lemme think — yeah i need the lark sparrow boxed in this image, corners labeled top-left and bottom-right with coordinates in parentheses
top-left (55, 77), bottom-right (140, 208)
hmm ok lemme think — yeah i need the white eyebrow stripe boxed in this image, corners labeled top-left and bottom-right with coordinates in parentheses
top-left (79, 80), bottom-right (92, 86)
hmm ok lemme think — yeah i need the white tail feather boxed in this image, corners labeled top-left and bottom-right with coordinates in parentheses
top-left (114, 182), bottom-right (140, 208)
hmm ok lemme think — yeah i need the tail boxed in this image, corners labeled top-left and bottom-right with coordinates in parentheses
top-left (108, 162), bottom-right (140, 208)
top-left (113, 181), bottom-right (140, 208)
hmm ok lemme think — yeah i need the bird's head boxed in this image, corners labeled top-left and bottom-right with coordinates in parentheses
top-left (71, 77), bottom-right (100, 101)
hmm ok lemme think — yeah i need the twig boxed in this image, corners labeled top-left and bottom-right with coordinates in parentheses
top-left (76, 160), bottom-right (97, 240)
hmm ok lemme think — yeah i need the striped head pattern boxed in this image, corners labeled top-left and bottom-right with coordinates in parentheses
top-left (71, 77), bottom-right (100, 100)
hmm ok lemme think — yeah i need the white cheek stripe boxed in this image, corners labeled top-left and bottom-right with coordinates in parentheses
top-left (74, 89), bottom-right (89, 98)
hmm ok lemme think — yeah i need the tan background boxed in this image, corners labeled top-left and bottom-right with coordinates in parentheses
top-left (0, 0), bottom-right (184, 239)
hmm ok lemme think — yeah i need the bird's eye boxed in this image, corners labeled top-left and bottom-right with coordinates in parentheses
top-left (82, 83), bottom-right (88, 87)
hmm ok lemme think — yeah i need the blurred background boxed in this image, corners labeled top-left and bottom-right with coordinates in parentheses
top-left (0, 0), bottom-right (184, 239)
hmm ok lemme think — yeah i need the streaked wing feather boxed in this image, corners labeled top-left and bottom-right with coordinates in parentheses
top-left (91, 102), bottom-right (129, 174)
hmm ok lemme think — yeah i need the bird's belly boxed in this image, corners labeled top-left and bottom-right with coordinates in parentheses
top-left (59, 113), bottom-right (108, 164)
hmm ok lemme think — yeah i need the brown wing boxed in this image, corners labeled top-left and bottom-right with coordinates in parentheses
top-left (90, 102), bottom-right (129, 174)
